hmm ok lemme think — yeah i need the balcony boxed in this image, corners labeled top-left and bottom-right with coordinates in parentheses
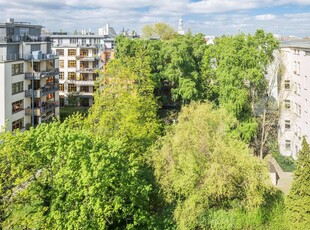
top-left (24, 53), bottom-right (58, 61)
top-left (25, 68), bottom-right (59, 80)
top-left (76, 68), bottom-right (96, 73)
top-left (67, 79), bottom-right (95, 86)
top-left (25, 84), bottom-right (59, 97)
top-left (77, 55), bottom-right (98, 61)
top-left (25, 101), bottom-right (60, 116)
top-left (0, 35), bottom-right (51, 43)
top-left (0, 53), bottom-right (20, 61)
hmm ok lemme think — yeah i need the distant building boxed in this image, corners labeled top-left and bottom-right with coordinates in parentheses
top-left (178, 18), bottom-right (185, 35)
top-left (278, 40), bottom-right (310, 159)
top-left (51, 25), bottom-right (116, 107)
top-left (0, 18), bottom-right (59, 131)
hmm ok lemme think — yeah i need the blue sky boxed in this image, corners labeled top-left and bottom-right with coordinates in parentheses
top-left (0, 0), bottom-right (309, 37)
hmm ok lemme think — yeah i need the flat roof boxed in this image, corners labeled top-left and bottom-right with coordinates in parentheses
top-left (281, 40), bottom-right (310, 49)
top-left (0, 22), bottom-right (42, 29)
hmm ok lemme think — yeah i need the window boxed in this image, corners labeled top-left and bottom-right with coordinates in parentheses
top-left (295, 125), bottom-right (301, 138)
top-left (295, 103), bottom-right (301, 116)
top-left (47, 93), bottom-right (54, 100)
top-left (58, 38), bottom-right (63, 45)
top-left (80, 86), bottom-right (89, 92)
top-left (59, 60), bottom-right (64, 68)
top-left (297, 62), bottom-right (300, 75)
top-left (285, 120), bottom-right (291, 130)
top-left (60, 84), bottom-right (64, 91)
top-left (305, 51), bottom-right (310, 56)
top-left (305, 76), bottom-right (308, 90)
top-left (80, 50), bottom-right (88, 57)
top-left (295, 83), bottom-right (301, 95)
top-left (70, 38), bottom-right (78, 44)
top-left (284, 100), bottom-right (291, 110)
top-left (56, 49), bottom-right (64, 56)
top-left (68, 84), bottom-right (76, 92)
top-left (306, 99), bottom-right (308, 113)
top-left (11, 63), bottom-right (24, 76)
top-left (47, 60), bottom-right (54, 70)
top-left (12, 100), bottom-right (23, 113)
top-left (284, 80), bottom-right (290, 90)
top-left (12, 81), bottom-right (24, 95)
top-left (285, 140), bottom-right (291, 151)
top-left (12, 118), bottom-right (23, 131)
top-left (68, 49), bottom-right (76, 56)
top-left (59, 72), bottom-right (64, 80)
top-left (68, 60), bottom-right (76, 68)
top-left (68, 72), bottom-right (76, 80)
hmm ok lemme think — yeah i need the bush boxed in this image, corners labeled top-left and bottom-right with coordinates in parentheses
top-left (59, 106), bottom-right (88, 121)
top-left (272, 152), bottom-right (296, 172)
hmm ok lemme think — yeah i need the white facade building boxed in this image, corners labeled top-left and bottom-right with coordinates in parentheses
top-left (278, 40), bottom-right (310, 159)
top-left (0, 19), bottom-right (59, 131)
top-left (51, 26), bottom-right (116, 106)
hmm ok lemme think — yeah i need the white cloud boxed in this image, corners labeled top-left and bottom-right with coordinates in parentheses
top-left (0, 0), bottom-right (309, 37)
top-left (255, 14), bottom-right (276, 21)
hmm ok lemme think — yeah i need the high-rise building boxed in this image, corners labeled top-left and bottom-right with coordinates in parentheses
top-left (0, 18), bottom-right (59, 131)
top-left (51, 25), bottom-right (116, 107)
top-left (278, 40), bottom-right (310, 159)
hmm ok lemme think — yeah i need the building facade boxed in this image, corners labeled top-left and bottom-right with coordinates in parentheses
top-left (51, 25), bottom-right (116, 107)
top-left (0, 19), bottom-right (59, 131)
top-left (278, 40), bottom-right (310, 159)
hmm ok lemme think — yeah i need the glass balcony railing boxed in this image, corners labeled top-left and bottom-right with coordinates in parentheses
top-left (25, 68), bottom-right (59, 79)
top-left (25, 101), bottom-right (60, 116)
top-left (25, 84), bottom-right (59, 97)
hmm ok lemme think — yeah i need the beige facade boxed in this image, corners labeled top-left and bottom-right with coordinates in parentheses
top-left (278, 41), bottom-right (310, 159)
top-left (51, 28), bottom-right (115, 107)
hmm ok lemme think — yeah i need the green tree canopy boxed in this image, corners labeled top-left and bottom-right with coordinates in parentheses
top-left (150, 102), bottom-right (280, 229)
top-left (0, 117), bottom-right (167, 229)
top-left (142, 22), bottom-right (178, 40)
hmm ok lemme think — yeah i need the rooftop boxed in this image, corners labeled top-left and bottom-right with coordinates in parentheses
top-left (281, 40), bottom-right (310, 49)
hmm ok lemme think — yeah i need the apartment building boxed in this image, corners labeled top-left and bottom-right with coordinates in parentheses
top-left (51, 24), bottom-right (116, 106)
top-left (0, 19), bottom-right (59, 131)
top-left (278, 40), bottom-right (310, 159)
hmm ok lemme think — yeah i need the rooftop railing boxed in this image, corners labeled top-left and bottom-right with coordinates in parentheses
top-left (0, 35), bottom-right (51, 43)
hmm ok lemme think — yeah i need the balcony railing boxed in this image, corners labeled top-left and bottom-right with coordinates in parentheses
top-left (66, 79), bottom-right (95, 86)
top-left (24, 53), bottom-right (58, 61)
top-left (76, 68), bottom-right (96, 73)
top-left (0, 53), bottom-right (20, 61)
top-left (0, 35), bottom-right (51, 43)
top-left (25, 68), bottom-right (59, 80)
top-left (25, 101), bottom-right (60, 116)
top-left (25, 84), bottom-right (59, 97)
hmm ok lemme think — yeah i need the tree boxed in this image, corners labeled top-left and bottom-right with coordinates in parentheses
top-left (86, 55), bottom-right (161, 154)
top-left (286, 137), bottom-right (310, 229)
top-left (142, 23), bottom-right (178, 40)
top-left (0, 116), bottom-right (167, 229)
top-left (203, 30), bottom-right (279, 144)
top-left (150, 102), bottom-right (280, 229)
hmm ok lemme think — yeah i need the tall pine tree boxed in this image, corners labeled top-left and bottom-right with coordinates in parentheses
top-left (286, 137), bottom-right (310, 229)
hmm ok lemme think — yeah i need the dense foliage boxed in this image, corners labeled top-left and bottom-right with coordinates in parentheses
top-left (0, 29), bottom-right (297, 229)
top-left (286, 138), bottom-right (310, 229)
top-left (151, 102), bottom-right (282, 229)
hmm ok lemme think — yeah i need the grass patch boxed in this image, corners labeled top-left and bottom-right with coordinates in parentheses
top-left (60, 106), bottom-right (89, 121)
top-left (273, 152), bottom-right (296, 172)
